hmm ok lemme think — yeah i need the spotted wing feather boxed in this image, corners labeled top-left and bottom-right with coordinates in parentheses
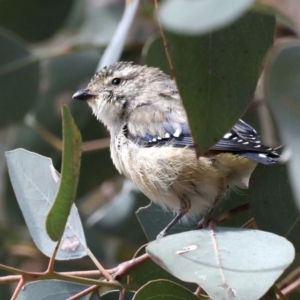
top-left (125, 118), bottom-right (279, 165)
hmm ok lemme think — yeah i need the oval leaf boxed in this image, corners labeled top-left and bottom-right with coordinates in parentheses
top-left (264, 41), bottom-right (300, 212)
top-left (159, 0), bottom-right (255, 35)
top-left (145, 13), bottom-right (275, 154)
top-left (16, 280), bottom-right (90, 300)
top-left (146, 227), bottom-right (295, 300)
top-left (133, 280), bottom-right (199, 300)
top-left (46, 105), bottom-right (82, 241)
top-left (101, 291), bottom-right (134, 300)
top-left (136, 202), bottom-right (196, 241)
top-left (5, 149), bottom-right (87, 260)
top-left (128, 248), bottom-right (197, 291)
top-left (248, 164), bottom-right (300, 252)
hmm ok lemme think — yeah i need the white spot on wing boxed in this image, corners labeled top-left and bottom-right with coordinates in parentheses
top-left (259, 154), bottom-right (267, 158)
top-left (165, 133), bottom-right (171, 138)
top-left (173, 128), bottom-right (182, 138)
top-left (223, 133), bottom-right (232, 139)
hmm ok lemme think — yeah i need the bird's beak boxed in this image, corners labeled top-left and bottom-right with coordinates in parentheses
top-left (72, 89), bottom-right (97, 101)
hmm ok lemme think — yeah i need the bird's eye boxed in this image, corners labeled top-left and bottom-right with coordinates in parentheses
top-left (112, 78), bottom-right (121, 85)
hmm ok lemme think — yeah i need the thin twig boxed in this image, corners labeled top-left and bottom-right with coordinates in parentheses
top-left (216, 202), bottom-right (250, 223)
top-left (0, 270), bottom-right (103, 284)
top-left (81, 138), bottom-right (110, 152)
top-left (280, 276), bottom-right (300, 296)
top-left (119, 288), bottom-right (126, 300)
top-left (25, 115), bottom-right (62, 151)
top-left (0, 263), bottom-right (31, 277)
top-left (46, 239), bottom-right (61, 273)
top-left (86, 248), bottom-right (114, 282)
top-left (51, 272), bottom-right (121, 288)
top-left (241, 217), bottom-right (256, 229)
top-left (114, 253), bottom-right (149, 279)
top-left (194, 286), bottom-right (202, 296)
top-left (67, 285), bottom-right (99, 300)
top-left (11, 277), bottom-right (25, 300)
top-left (153, 0), bottom-right (176, 81)
top-left (278, 266), bottom-right (300, 289)
top-left (273, 284), bottom-right (288, 300)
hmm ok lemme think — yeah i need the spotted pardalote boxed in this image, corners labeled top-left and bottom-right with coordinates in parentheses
top-left (73, 62), bottom-right (279, 236)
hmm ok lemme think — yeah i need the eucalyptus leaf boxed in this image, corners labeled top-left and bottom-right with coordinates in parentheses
top-left (16, 280), bottom-right (90, 300)
top-left (128, 247), bottom-right (197, 292)
top-left (6, 149), bottom-right (87, 260)
top-left (146, 227), bottom-right (295, 300)
top-left (136, 202), bottom-right (196, 241)
top-left (100, 291), bottom-right (134, 300)
top-left (46, 105), bottom-right (82, 241)
top-left (0, 1), bottom-right (74, 42)
top-left (133, 280), bottom-right (199, 300)
top-left (159, 0), bottom-right (255, 35)
top-left (264, 41), bottom-right (300, 212)
top-left (144, 13), bottom-right (275, 155)
top-left (248, 164), bottom-right (300, 252)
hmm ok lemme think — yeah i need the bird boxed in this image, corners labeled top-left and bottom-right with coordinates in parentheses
top-left (73, 61), bottom-right (279, 237)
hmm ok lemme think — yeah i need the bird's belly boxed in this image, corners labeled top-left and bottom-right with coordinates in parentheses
top-left (114, 143), bottom-right (227, 218)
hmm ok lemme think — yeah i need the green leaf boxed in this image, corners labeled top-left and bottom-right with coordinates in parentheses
top-left (16, 280), bottom-right (90, 300)
top-left (5, 149), bottom-right (87, 260)
top-left (136, 202), bottom-right (196, 241)
top-left (146, 227), bottom-right (295, 300)
top-left (100, 291), bottom-right (134, 300)
top-left (0, 0), bottom-right (74, 42)
top-left (128, 248), bottom-right (197, 292)
top-left (264, 41), bottom-right (300, 213)
top-left (144, 12), bottom-right (275, 155)
top-left (133, 280), bottom-right (199, 300)
top-left (159, 0), bottom-right (255, 35)
top-left (0, 30), bottom-right (39, 127)
top-left (248, 164), bottom-right (300, 253)
top-left (46, 105), bottom-right (82, 241)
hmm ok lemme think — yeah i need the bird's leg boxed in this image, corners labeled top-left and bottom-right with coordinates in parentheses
top-left (196, 209), bottom-right (213, 229)
top-left (196, 186), bottom-right (228, 229)
top-left (156, 211), bottom-right (184, 239)
top-left (157, 194), bottom-right (191, 239)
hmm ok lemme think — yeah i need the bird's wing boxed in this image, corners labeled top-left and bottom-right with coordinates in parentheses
top-left (125, 120), bottom-right (193, 147)
top-left (211, 120), bottom-right (280, 164)
top-left (125, 109), bottom-right (279, 165)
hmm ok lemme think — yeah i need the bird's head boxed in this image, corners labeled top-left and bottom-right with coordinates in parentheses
top-left (72, 62), bottom-right (172, 130)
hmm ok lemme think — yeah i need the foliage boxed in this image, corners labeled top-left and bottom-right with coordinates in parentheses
top-left (0, 0), bottom-right (299, 299)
